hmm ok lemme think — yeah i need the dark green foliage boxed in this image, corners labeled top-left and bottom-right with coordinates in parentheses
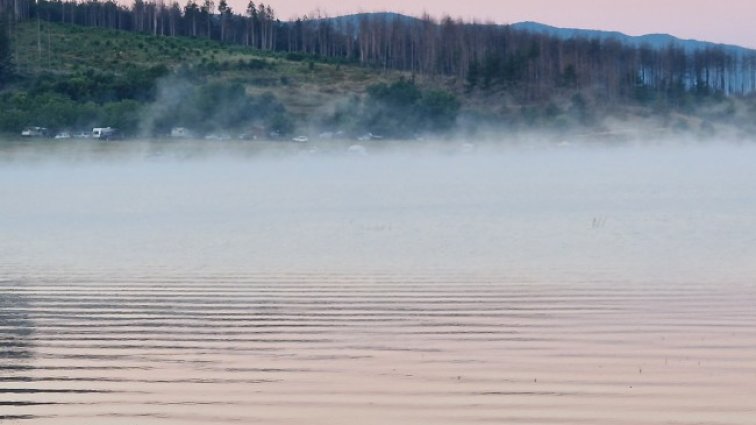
top-left (281, 51), bottom-right (340, 66)
top-left (634, 75), bottom-right (656, 105)
top-left (417, 90), bottom-right (461, 131)
top-left (148, 81), bottom-right (292, 135)
top-left (0, 17), bottom-right (12, 86)
top-left (3, 12), bottom-right (753, 139)
top-left (466, 60), bottom-right (480, 89)
top-left (368, 79), bottom-right (422, 108)
top-left (569, 93), bottom-right (594, 126)
top-left (363, 79), bottom-right (422, 136)
top-left (560, 65), bottom-right (578, 88)
top-left (28, 65), bottom-right (168, 103)
top-left (0, 53), bottom-right (290, 136)
top-left (243, 58), bottom-right (271, 70)
top-left (102, 100), bottom-right (143, 133)
top-left (196, 59), bottom-right (272, 73)
top-left (0, 91), bottom-right (141, 133)
top-left (362, 79), bottom-right (460, 137)
top-left (9, 0), bottom-right (756, 105)
top-left (269, 112), bottom-right (294, 135)
top-left (483, 54), bottom-right (528, 87)
top-left (285, 52), bottom-right (306, 62)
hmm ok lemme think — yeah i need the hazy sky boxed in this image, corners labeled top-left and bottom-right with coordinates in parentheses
top-left (249, 0), bottom-right (756, 48)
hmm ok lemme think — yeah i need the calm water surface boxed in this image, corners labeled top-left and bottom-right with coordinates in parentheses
top-left (1, 142), bottom-right (755, 424)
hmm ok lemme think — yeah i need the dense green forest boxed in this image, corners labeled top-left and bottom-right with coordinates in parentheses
top-left (0, 19), bottom-right (464, 138)
top-left (4, 0), bottom-right (755, 96)
top-left (1, 1), bottom-right (756, 140)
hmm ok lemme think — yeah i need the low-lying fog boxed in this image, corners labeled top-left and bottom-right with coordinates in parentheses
top-left (1, 140), bottom-right (755, 284)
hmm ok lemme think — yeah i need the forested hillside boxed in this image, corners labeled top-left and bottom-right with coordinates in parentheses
top-left (4, 0), bottom-right (756, 99)
top-left (1, 1), bottom-right (756, 141)
top-left (0, 19), bottom-right (464, 138)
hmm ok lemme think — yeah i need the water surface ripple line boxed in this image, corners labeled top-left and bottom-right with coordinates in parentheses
top-left (1, 272), bottom-right (755, 425)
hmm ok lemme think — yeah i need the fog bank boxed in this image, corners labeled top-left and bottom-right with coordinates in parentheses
top-left (1, 141), bottom-right (754, 284)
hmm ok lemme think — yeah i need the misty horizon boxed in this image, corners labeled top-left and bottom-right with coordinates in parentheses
top-left (247, 0), bottom-right (756, 49)
top-left (3, 140), bottom-right (755, 281)
top-left (2, 2), bottom-right (756, 424)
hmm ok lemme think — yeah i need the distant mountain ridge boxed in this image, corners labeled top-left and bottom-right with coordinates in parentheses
top-left (319, 13), bottom-right (754, 55)
top-left (511, 21), bottom-right (752, 55)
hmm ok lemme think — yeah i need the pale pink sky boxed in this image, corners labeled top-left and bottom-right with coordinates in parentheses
top-left (240, 0), bottom-right (756, 48)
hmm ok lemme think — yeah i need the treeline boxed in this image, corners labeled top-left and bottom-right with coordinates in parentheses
top-left (0, 15), bottom-right (12, 86)
top-left (0, 73), bottom-right (463, 138)
top-left (0, 64), bottom-right (170, 132)
top-left (1, 0), bottom-right (277, 50)
top-left (3, 0), bottom-right (756, 102)
top-left (145, 80), bottom-right (294, 136)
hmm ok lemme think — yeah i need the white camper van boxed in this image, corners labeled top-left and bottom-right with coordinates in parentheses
top-left (92, 127), bottom-right (119, 140)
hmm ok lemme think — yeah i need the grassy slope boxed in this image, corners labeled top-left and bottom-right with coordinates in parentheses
top-left (10, 21), bottom-right (420, 119)
top-left (8, 21), bottom-right (756, 141)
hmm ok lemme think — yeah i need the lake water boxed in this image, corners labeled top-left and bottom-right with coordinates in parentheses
top-left (1, 141), bottom-right (756, 424)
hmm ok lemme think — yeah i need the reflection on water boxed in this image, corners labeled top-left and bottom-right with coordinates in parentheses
top-left (1, 144), bottom-right (756, 424)
top-left (1, 273), bottom-right (755, 425)
top-left (0, 285), bottom-right (34, 361)
top-left (0, 283), bottom-right (38, 421)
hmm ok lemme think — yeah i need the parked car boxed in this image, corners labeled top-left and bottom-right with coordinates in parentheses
top-left (358, 132), bottom-right (383, 142)
top-left (21, 127), bottom-right (49, 138)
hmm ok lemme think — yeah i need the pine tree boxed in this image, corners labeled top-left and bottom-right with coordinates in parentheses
top-left (466, 60), bottom-right (480, 90)
top-left (217, 0), bottom-right (228, 42)
top-left (0, 16), bottom-right (13, 86)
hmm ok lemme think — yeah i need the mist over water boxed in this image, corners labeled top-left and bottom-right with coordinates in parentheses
top-left (1, 141), bottom-right (755, 282)
top-left (2, 140), bottom-right (756, 425)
